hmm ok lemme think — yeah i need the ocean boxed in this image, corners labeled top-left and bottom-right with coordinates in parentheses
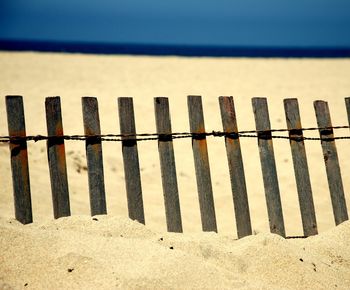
top-left (1, 39), bottom-right (350, 58)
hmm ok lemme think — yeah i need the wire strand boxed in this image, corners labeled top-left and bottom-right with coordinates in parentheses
top-left (0, 125), bottom-right (349, 143)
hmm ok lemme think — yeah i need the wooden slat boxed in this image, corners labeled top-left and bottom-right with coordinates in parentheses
top-left (5, 95), bottom-right (32, 224)
top-left (154, 97), bottom-right (183, 232)
top-left (252, 97), bottom-right (285, 237)
top-left (82, 97), bottom-right (107, 216)
top-left (314, 100), bottom-right (348, 225)
top-left (346, 97), bottom-right (350, 125)
top-left (45, 97), bottom-right (71, 218)
top-left (187, 95), bottom-right (217, 232)
top-left (118, 97), bottom-right (145, 224)
top-left (219, 96), bottom-right (252, 238)
top-left (284, 98), bottom-right (317, 236)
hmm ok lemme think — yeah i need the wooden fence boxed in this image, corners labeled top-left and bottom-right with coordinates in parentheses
top-left (4, 95), bottom-right (350, 238)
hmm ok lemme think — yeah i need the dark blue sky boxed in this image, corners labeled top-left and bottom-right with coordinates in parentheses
top-left (1, 0), bottom-right (350, 47)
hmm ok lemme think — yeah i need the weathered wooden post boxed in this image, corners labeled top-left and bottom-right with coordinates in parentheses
top-left (284, 98), bottom-right (317, 236)
top-left (219, 96), bottom-right (252, 238)
top-left (45, 96), bottom-right (71, 218)
top-left (252, 97), bottom-right (285, 237)
top-left (154, 97), bottom-right (183, 232)
top-left (188, 95), bottom-right (217, 232)
top-left (314, 100), bottom-right (348, 225)
top-left (6, 95), bottom-right (33, 224)
top-left (345, 98), bottom-right (350, 125)
top-left (82, 97), bottom-right (107, 216)
top-left (118, 97), bottom-right (145, 224)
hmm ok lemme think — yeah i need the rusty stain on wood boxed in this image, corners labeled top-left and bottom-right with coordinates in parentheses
top-left (45, 97), bottom-right (71, 219)
top-left (82, 97), bottom-right (107, 216)
top-left (6, 95), bottom-right (33, 224)
top-left (188, 95), bottom-right (217, 232)
top-left (197, 138), bottom-right (208, 153)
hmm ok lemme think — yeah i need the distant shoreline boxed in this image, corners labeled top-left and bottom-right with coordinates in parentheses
top-left (1, 39), bottom-right (350, 58)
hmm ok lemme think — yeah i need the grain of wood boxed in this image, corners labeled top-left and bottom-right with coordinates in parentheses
top-left (154, 97), bottom-right (183, 232)
top-left (82, 97), bottom-right (107, 216)
top-left (252, 97), bottom-right (285, 237)
top-left (188, 95), bottom-right (217, 232)
top-left (284, 98), bottom-right (317, 236)
top-left (219, 96), bottom-right (252, 238)
top-left (45, 97), bottom-right (71, 218)
top-left (6, 95), bottom-right (33, 224)
top-left (118, 97), bottom-right (145, 224)
top-left (314, 100), bottom-right (348, 225)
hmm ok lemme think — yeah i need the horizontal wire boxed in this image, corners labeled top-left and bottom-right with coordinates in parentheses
top-left (0, 125), bottom-right (349, 143)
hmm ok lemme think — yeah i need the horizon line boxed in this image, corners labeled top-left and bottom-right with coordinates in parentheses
top-left (1, 39), bottom-right (350, 58)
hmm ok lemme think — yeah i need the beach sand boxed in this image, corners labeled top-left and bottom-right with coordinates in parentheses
top-left (0, 51), bottom-right (350, 288)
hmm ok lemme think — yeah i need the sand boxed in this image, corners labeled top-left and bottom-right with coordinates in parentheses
top-left (1, 215), bottom-right (350, 289)
top-left (0, 51), bottom-right (350, 288)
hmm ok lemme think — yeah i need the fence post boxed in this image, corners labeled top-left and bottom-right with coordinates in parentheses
top-left (45, 97), bottom-right (71, 218)
top-left (5, 95), bottom-right (33, 224)
top-left (82, 97), bottom-right (107, 216)
top-left (118, 97), bottom-right (145, 224)
top-left (252, 97), bottom-right (285, 237)
top-left (188, 95), bottom-right (217, 232)
top-left (219, 96), bottom-right (252, 238)
top-left (314, 101), bottom-right (348, 225)
top-left (345, 97), bottom-right (350, 127)
top-left (284, 98), bottom-right (317, 236)
top-left (154, 97), bottom-right (183, 232)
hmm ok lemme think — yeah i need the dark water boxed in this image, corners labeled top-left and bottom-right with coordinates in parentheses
top-left (1, 39), bottom-right (350, 58)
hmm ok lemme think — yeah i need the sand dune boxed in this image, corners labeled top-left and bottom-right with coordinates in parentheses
top-left (0, 51), bottom-right (350, 288)
top-left (1, 216), bottom-right (350, 289)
